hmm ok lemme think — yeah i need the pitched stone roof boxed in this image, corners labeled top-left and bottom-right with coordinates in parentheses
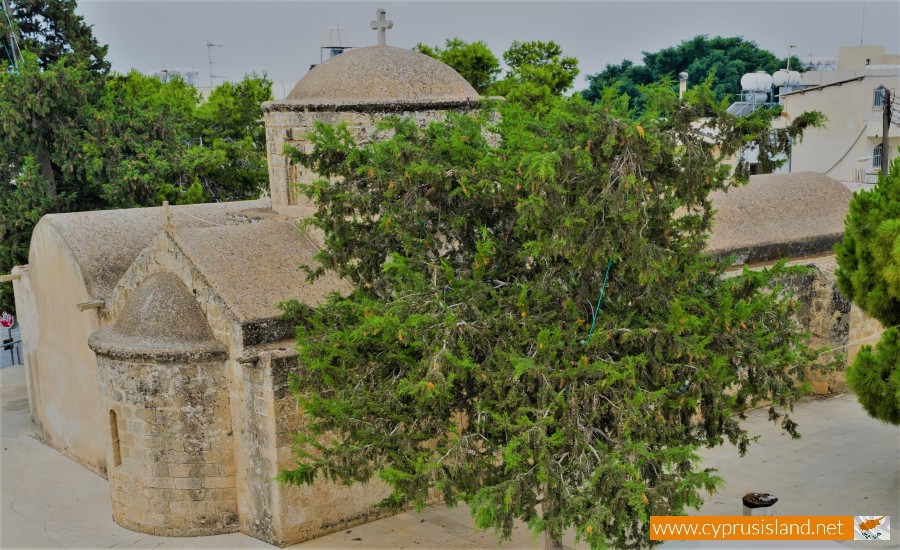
top-left (707, 172), bottom-right (853, 264)
top-left (38, 199), bottom-right (270, 301)
top-left (89, 271), bottom-right (226, 361)
top-left (170, 220), bottom-right (348, 323)
top-left (271, 46), bottom-right (480, 111)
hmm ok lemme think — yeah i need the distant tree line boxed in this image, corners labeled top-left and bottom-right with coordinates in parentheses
top-left (417, 35), bottom-right (803, 113)
top-left (414, 39), bottom-right (578, 112)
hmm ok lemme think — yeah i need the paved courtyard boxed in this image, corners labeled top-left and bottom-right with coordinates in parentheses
top-left (2, 364), bottom-right (897, 549)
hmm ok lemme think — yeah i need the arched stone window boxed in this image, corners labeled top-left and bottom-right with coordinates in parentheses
top-left (109, 409), bottom-right (121, 467)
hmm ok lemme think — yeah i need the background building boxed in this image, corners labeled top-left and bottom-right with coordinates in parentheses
top-left (781, 46), bottom-right (899, 182)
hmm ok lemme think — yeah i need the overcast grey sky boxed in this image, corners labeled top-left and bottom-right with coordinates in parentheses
top-left (77, 1), bottom-right (900, 96)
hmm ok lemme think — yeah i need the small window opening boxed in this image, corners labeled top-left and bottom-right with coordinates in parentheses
top-left (109, 410), bottom-right (122, 467)
top-left (873, 144), bottom-right (884, 169)
top-left (874, 86), bottom-right (886, 108)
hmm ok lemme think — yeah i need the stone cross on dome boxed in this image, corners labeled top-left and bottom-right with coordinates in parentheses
top-left (370, 8), bottom-right (393, 46)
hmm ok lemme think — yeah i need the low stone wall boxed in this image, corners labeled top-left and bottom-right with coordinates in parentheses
top-left (783, 256), bottom-right (852, 394)
top-left (740, 254), bottom-right (885, 395)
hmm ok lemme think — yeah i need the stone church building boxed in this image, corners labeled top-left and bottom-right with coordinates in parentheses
top-left (4, 45), bottom-right (880, 546)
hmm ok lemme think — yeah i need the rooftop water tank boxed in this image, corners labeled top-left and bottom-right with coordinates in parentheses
top-left (741, 71), bottom-right (774, 91)
top-left (772, 69), bottom-right (801, 87)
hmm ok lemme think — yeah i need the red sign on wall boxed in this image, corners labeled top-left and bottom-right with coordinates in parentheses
top-left (0, 312), bottom-right (14, 329)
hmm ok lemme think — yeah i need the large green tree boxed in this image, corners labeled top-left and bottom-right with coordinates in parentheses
top-left (835, 154), bottom-right (900, 424)
top-left (186, 75), bottom-right (272, 202)
top-left (414, 38), bottom-right (500, 95)
top-left (416, 39), bottom-right (578, 110)
top-left (582, 35), bottom-right (802, 111)
top-left (0, 0), bottom-right (272, 313)
top-left (3, 0), bottom-right (108, 73)
top-left (0, 50), bottom-right (98, 311)
top-left (490, 40), bottom-right (578, 110)
top-left (278, 84), bottom-right (823, 548)
top-left (86, 70), bottom-right (272, 208)
top-left (84, 70), bottom-right (200, 209)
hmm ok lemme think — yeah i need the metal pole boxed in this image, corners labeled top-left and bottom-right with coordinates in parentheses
top-left (883, 89), bottom-right (891, 176)
top-left (6, 327), bottom-right (12, 364)
top-left (2, 0), bottom-right (21, 67)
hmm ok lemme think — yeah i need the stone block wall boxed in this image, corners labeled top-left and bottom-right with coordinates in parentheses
top-left (263, 107), bottom-right (464, 218)
top-left (267, 348), bottom-right (394, 545)
top-left (784, 256), bottom-right (852, 394)
top-left (730, 254), bottom-right (887, 395)
top-left (230, 346), bottom-right (392, 546)
top-left (847, 304), bottom-right (886, 365)
top-left (229, 352), bottom-right (279, 543)
top-left (98, 357), bottom-right (238, 536)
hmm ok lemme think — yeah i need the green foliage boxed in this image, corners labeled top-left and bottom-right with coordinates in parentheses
top-left (0, 51), bottom-right (100, 311)
top-left (0, 20), bottom-right (272, 312)
top-left (846, 328), bottom-right (900, 424)
top-left (280, 84), bottom-right (821, 548)
top-left (737, 106), bottom-right (827, 174)
top-left (87, 71), bottom-right (272, 207)
top-left (583, 36), bottom-right (803, 111)
top-left (187, 75), bottom-right (272, 201)
top-left (489, 40), bottom-right (578, 111)
top-left (836, 153), bottom-right (900, 424)
top-left (86, 70), bottom-right (200, 208)
top-left (416, 39), bottom-right (577, 111)
top-left (836, 156), bottom-right (900, 327)
top-left (0, 156), bottom-right (68, 312)
top-left (415, 38), bottom-right (500, 95)
top-left (3, 0), bottom-right (109, 73)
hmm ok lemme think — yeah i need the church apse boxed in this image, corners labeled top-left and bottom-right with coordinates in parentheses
top-left (89, 271), bottom-right (237, 536)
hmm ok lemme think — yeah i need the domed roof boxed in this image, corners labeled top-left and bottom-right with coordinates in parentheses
top-left (284, 46), bottom-right (479, 108)
top-left (89, 271), bottom-right (226, 361)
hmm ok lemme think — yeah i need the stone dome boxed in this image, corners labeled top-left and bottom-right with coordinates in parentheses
top-left (285, 45), bottom-right (479, 107)
top-left (89, 271), bottom-right (226, 361)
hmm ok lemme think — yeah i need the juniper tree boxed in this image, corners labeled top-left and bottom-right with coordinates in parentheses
top-left (279, 84), bottom-right (823, 548)
top-left (835, 154), bottom-right (900, 425)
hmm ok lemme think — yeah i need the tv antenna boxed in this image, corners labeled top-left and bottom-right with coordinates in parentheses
top-left (206, 40), bottom-right (225, 86)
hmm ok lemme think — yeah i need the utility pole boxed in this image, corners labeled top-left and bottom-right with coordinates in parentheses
top-left (882, 89), bottom-right (891, 176)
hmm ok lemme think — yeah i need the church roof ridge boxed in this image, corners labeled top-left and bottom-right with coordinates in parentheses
top-left (39, 199), bottom-right (270, 302)
top-left (168, 219), bottom-right (348, 324)
top-left (707, 171), bottom-right (853, 265)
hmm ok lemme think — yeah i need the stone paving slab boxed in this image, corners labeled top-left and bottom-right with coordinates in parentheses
top-left (2, 364), bottom-right (898, 549)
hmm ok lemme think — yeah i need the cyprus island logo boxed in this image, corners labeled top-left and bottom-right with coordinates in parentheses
top-left (855, 516), bottom-right (890, 540)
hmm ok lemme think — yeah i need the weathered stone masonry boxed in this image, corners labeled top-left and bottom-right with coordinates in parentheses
top-left (90, 272), bottom-right (237, 536)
